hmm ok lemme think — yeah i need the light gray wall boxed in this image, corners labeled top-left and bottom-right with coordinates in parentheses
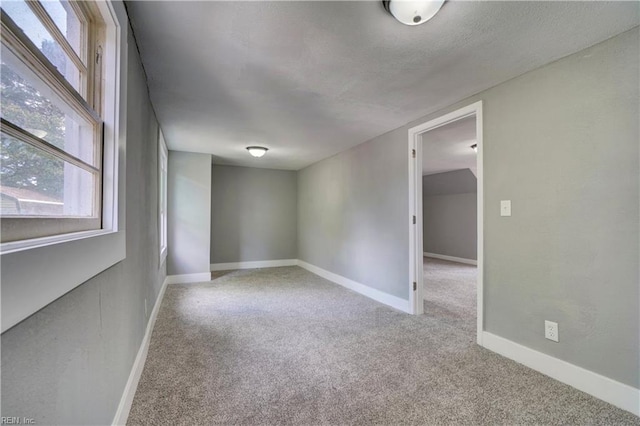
top-left (423, 170), bottom-right (477, 260)
top-left (423, 169), bottom-right (477, 196)
top-left (167, 151), bottom-right (211, 275)
top-left (298, 28), bottom-right (639, 388)
top-left (211, 165), bottom-right (297, 264)
top-left (297, 132), bottom-right (409, 299)
top-left (423, 194), bottom-right (477, 260)
top-left (1, 29), bottom-right (166, 424)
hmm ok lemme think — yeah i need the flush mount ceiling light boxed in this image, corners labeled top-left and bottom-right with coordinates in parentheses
top-left (471, 143), bottom-right (478, 153)
top-left (383, 0), bottom-right (445, 26)
top-left (246, 146), bottom-right (268, 158)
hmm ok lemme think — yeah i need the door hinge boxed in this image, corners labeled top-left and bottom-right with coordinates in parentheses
top-left (413, 282), bottom-right (417, 291)
top-left (412, 215), bottom-right (416, 224)
top-left (411, 149), bottom-right (416, 158)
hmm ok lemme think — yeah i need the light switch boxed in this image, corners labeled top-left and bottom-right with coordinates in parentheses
top-left (500, 200), bottom-right (511, 217)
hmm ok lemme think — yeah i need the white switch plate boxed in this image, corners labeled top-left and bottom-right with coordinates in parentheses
top-left (545, 320), bottom-right (559, 342)
top-left (500, 200), bottom-right (511, 216)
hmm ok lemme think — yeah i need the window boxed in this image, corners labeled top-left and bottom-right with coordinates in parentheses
top-left (0, 0), bottom-right (104, 243)
top-left (159, 130), bottom-right (168, 262)
top-left (1, 0), bottom-right (125, 333)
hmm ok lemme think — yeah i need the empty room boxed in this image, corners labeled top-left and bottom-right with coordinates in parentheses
top-left (0, 1), bottom-right (638, 425)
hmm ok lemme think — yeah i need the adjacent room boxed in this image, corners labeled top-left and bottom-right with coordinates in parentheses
top-left (421, 115), bottom-right (479, 333)
top-left (0, 1), bottom-right (638, 425)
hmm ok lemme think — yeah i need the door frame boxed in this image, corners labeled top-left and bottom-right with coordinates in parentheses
top-left (407, 101), bottom-right (484, 345)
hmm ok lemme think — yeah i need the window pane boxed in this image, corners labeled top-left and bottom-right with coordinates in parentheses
top-left (0, 132), bottom-right (95, 217)
top-left (1, 49), bottom-right (97, 166)
top-left (41, 0), bottom-right (83, 60)
top-left (1, 0), bottom-right (81, 91)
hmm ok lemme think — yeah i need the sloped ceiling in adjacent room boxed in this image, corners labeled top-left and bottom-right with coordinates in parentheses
top-left (422, 116), bottom-right (476, 176)
top-left (126, 1), bottom-right (639, 170)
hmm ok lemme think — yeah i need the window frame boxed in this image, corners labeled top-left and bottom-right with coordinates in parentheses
top-left (0, 0), bottom-right (128, 333)
top-left (25, 0), bottom-right (90, 99)
top-left (0, 0), bottom-right (104, 243)
top-left (158, 130), bottom-right (168, 264)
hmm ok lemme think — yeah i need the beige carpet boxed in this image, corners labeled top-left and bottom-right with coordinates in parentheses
top-left (424, 257), bottom-right (477, 334)
top-left (127, 264), bottom-right (639, 425)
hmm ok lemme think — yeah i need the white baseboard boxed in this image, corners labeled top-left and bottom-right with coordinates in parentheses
top-left (112, 275), bottom-right (169, 425)
top-left (165, 272), bottom-right (211, 284)
top-left (297, 260), bottom-right (410, 313)
top-left (424, 252), bottom-right (477, 266)
top-left (211, 259), bottom-right (298, 271)
top-left (482, 332), bottom-right (639, 416)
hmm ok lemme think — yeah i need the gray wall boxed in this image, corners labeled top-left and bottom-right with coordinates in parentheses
top-left (298, 28), bottom-right (639, 388)
top-left (167, 151), bottom-right (212, 275)
top-left (423, 169), bottom-right (477, 196)
top-left (1, 29), bottom-right (166, 424)
top-left (211, 165), bottom-right (297, 264)
top-left (423, 170), bottom-right (477, 260)
top-left (297, 132), bottom-right (409, 299)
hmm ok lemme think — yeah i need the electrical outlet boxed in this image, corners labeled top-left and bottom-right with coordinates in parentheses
top-left (144, 299), bottom-right (148, 317)
top-left (545, 320), bottom-right (559, 342)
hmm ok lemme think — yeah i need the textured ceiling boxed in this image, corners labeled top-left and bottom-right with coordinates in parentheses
top-left (126, 1), bottom-right (638, 170)
top-left (422, 116), bottom-right (476, 176)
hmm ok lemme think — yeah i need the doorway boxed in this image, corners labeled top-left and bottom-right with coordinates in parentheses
top-left (408, 101), bottom-right (484, 345)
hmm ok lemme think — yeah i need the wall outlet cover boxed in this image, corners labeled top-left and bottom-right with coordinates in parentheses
top-left (545, 320), bottom-right (559, 342)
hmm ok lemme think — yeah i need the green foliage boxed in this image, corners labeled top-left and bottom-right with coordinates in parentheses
top-left (0, 39), bottom-right (68, 199)
top-left (0, 134), bottom-right (64, 198)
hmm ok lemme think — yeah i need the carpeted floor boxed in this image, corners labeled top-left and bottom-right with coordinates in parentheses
top-left (127, 263), bottom-right (639, 425)
top-left (423, 257), bottom-right (477, 334)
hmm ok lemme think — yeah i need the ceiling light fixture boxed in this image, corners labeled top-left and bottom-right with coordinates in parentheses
top-left (246, 146), bottom-right (268, 158)
top-left (471, 143), bottom-right (477, 153)
top-left (383, 0), bottom-right (445, 26)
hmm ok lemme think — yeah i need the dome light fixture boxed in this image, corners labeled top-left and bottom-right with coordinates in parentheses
top-left (246, 146), bottom-right (268, 158)
top-left (383, 0), bottom-right (445, 26)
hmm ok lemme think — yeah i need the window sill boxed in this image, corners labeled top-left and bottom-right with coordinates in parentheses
top-left (1, 228), bottom-right (115, 255)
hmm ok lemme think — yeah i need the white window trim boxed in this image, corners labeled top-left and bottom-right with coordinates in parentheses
top-left (0, 0), bottom-right (104, 240)
top-left (0, 0), bottom-right (128, 333)
top-left (158, 130), bottom-right (168, 265)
